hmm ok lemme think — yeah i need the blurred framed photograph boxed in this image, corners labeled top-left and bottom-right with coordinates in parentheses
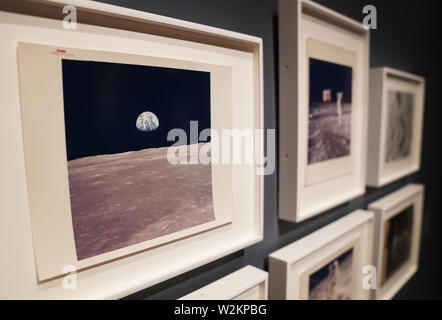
top-left (180, 266), bottom-right (268, 300)
top-left (368, 184), bottom-right (424, 300)
top-left (366, 68), bottom-right (425, 187)
top-left (269, 210), bottom-right (374, 300)
top-left (278, 0), bottom-right (369, 222)
top-left (0, 0), bottom-right (263, 299)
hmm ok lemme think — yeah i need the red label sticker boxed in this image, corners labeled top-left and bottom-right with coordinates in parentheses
top-left (51, 48), bottom-right (74, 57)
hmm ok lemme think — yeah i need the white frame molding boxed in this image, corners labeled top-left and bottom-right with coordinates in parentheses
top-left (0, 0), bottom-right (263, 299)
top-left (269, 210), bottom-right (374, 300)
top-left (368, 183), bottom-right (424, 300)
top-left (278, 0), bottom-right (369, 222)
top-left (366, 67), bottom-right (425, 187)
top-left (180, 266), bottom-right (268, 300)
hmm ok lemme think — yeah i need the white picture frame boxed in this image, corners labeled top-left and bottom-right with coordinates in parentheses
top-left (366, 68), bottom-right (425, 187)
top-left (278, 0), bottom-right (369, 222)
top-left (368, 183), bottom-right (424, 300)
top-left (0, 0), bottom-right (263, 299)
top-left (269, 210), bottom-right (374, 300)
top-left (180, 266), bottom-right (268, 300)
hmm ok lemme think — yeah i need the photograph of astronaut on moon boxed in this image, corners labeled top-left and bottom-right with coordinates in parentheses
top-left (308, 58), bottom-right (352, 165)
top-left (62, 59), bottom-right (213, 260)
top-left (308, 248), bottom-right (353, 300)
top-left (385, 90), bottom-right (414, 163)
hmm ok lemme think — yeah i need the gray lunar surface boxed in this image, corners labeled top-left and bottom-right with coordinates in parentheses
top-left (67, 143), bottom-right (214, 260)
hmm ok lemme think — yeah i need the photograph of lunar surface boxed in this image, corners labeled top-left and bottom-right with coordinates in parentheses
top-left (382, 205), bottom-right (414, 284)
top-left (308, 58), bottom-right (352, 165)
top-left (385, 90), bottom-right (414, 163)
top-left (62, 59), bottom-right (213, 260)
top-left (309, 248), bottom-right (353, 300)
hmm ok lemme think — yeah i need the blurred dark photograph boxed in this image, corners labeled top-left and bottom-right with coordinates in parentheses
top-left (382, 205), bottom-right (414, 284)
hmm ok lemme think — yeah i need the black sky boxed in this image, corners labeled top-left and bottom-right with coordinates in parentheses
top-left (309, 57), bottom-right (352, 107)
top-left (62, 59), bottom-right (211, 161)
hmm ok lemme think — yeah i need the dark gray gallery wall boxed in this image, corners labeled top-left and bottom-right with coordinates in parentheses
top-left (94, 0), bottom-right (442, 299)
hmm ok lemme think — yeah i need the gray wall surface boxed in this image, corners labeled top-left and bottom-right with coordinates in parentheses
top-left (95, 0), bottom-right (442, 299)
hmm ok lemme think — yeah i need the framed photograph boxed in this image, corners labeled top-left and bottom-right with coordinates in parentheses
top-left (269, 210), bottom-right (374, 300)
top-left (17, 42), bottom-right (235, 281)
top-left (180, 266), bottom-right (268, 300)
top-left (368, 184), bottom-right (424, 299)
top-left (366, 68), bottom-right (425, 187)
top-left (0, 0), bottom-right (263, 299)
top-left (278, 0), bottom-right (369, 222)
